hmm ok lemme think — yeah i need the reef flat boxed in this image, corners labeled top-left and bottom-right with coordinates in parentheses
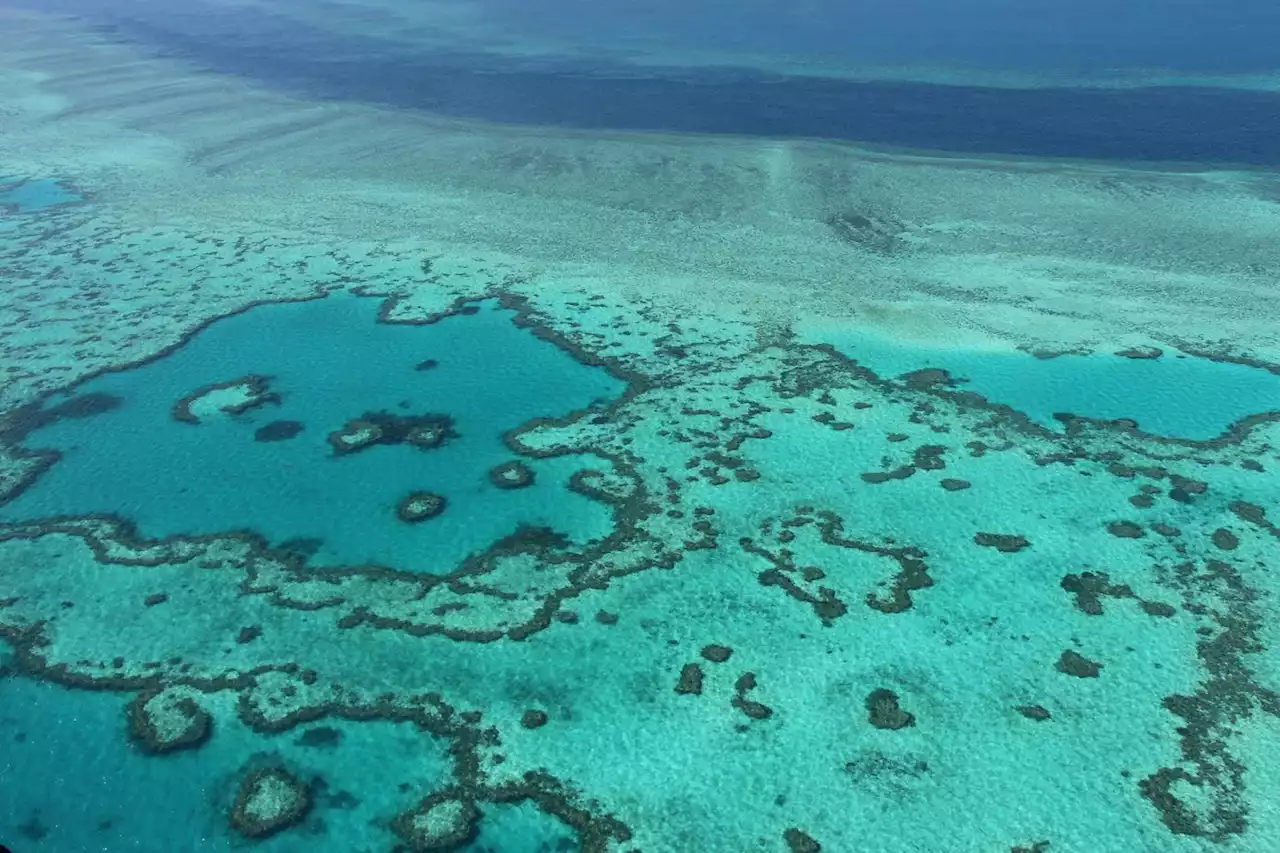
top-left (1, 7), bottom-right (1279, 853)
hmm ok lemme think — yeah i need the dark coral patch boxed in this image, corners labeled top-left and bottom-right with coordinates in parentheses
top-left (228, 767), bottom-right (312, 839)
top-left (974, 533), bottom-right (1030, 553)
top-left (488, 460), bottom-right (536, 490)
top-left (1228, 500), bottom-right (1271, 530)
top-left (700, 644), bottom-right (733, 664)
top-left (1136, 555), bottom-right (1276, 841)
top-left (2, 392), bottom-right (123, 444)
top-left (675, 663), bottom-right (704, 696)
top-left (866, 553), bottom-right (933, 615)
top-left (784, 827), bottom-right (823, 852)
top-left (396, 491), bottom-right (447, 523)
top-left (940, 478), bottom-right (971, 492)
top-left (1060, 571), bottom-right (1176, 619)
top-left (391, 793), bottom-right (481, 851)
top-left (1056, 650), bottom-right (1102, 678)
top-left (49, 392), bottom-right (121, 419)
top-left (521, 709), bottom-right (549, 729)
top-left (900, 368), bottom-right (954, 390)
top-left (405, 420), bottom-right (455, 451)
top-left (1061, 572), bottom-right (1129, 616)
top-left (1115, 346), bottom-right (1163, 360)
top-left (327, 418), bottom-right (384, 454)
top-left (126, 691), bottom-right (213, 754)
top-left (1167, 475), bottom-right (1208, 505)
top-left (732, 672), bottom-right (774, 720)
top-left (327, 410), bottom-right (457, 455)
top-left (1211, 529), bottom-right (1239, 551)
top-left (827, 210), bottom-right (904, 254)
top-left (1140, 601), bottom-right (1177, 618)
top-left (1106, 521), bottom-right (1145, 539)
top-left (912, 445), bottom-right (948, 471)
top-left (171, 375), bottom-right (276, 424)
top-left (756, 565), bottom-right (849, 625)
top-left (1017, 705), bottom-right (1052, 722)
top-left (861, 466), bottom-right (916, 484)
top-left (866, 688), bottom-right (914, 730)
top-left (254, 420), bottom-right (304, 442)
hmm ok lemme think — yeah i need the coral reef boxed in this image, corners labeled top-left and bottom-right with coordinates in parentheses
top-left (396, 491), bottom-right (447, 523)
top-left (228, 766), bottom-right (312, 839)
top-left (488, 460), bottom-right (535, 490)
top-left (327, 411), bottom-right (457, 456)
top-left (126, 688), bottom-right (213, 754)
top-left (172, 375), bottom-right (277, 424)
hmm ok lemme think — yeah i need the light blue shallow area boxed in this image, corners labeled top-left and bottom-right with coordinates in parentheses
top-left (803, 328), bottom-right (1280, 440)
top-left (464, 802), bottom-right (577, 852)
top-left (0, 176), bottom-right (82, 212)
top-left (2, 293), bottom-right (625, 568)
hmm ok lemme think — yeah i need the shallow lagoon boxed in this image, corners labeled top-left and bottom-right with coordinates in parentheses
top-left (0, 667), bottom-right (577, 852)
top-left (0, 177), bottom-right (82, 214)
top-left (2, 293), bottom-right (624, 568)
top-left (0, 663), bottom-right (460, 853)
top-left (801, 327), bottom-right (1280, 440)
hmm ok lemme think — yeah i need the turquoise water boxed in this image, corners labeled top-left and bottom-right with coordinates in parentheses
top-left (464, 803), bottom-right (578, 852)
top-left (2, 293), bottom-right (623, 568)
top-left (0, 665), bottom-right (575, 852)
top-left (3, 2), bottom-right (1280, 848)
top-left (0, 177), bottom-right (82, 213)
top-left (0, 664), bottom-right (456, 852)
top-left (803, 329), bottom-right (1280, 440)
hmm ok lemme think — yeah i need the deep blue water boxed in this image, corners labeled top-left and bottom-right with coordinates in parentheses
top-left (23, 0), bottom-right (1280, 165)
top-left (113, 41), bottom-right (1280, 166)
top-left (446, 0), bottom-right (1280, 75)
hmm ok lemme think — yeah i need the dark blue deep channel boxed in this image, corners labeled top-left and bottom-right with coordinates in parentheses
top-left (38, 3), bottom-right (1280, 167)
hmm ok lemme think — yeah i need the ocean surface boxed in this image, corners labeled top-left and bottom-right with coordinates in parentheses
top-left (2, 3), bottom-right (1279, 853)
top-left (18, 0), bottom-right (1280, 166)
